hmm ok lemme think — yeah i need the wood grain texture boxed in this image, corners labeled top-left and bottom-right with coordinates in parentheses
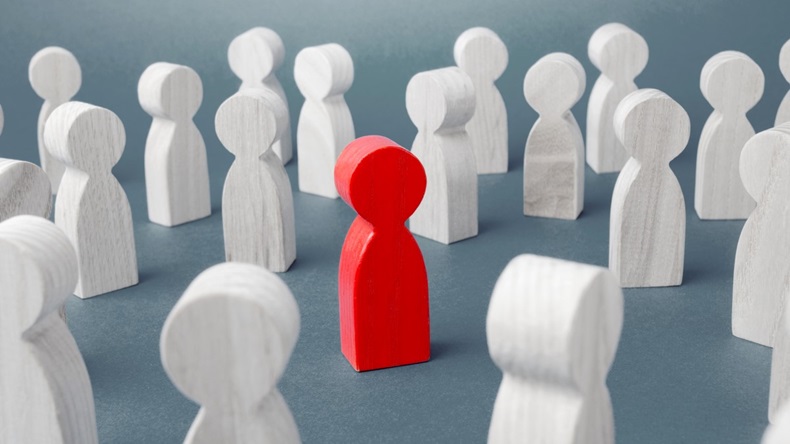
top-left (44, 101), bottom-right (139, 298)
top-left (0, 158), bottom-right (52, 222)
top-left (294, 43), bottom-right (355, 199)
top-left (523, 52), bottom-right (586, 220)
top-left (771, 273), bottom-right (790, 422)
top-left (406, 67), bottom-right (478, 244)
top-left (29, 47), bottom-right (81, 194)
top-left (215, 89), bottom-right (296, 272)
top-left (160, 262), bottom-right (301, 444)
top-left (732, 123), bottom-right (790, 347)
top-left (586, 23), bottom-right (648, 174)
top-left (335, 135), bottom-right (430, 371)
top-left (454, 27), bottom-right (508, 174)
top-left (486, 254), bottom-right (623, 444)
top-left (694, 51), bottom-right (763, 220)
top-left (138, 62), bottom-right (211, 227)
top-left (764, 404), bottom-right (790, 443)
top-left (0, 215), bottom-right (98, 444)
top-left (777, 40), bottom-right (790, 126)
top-left (609, 89), bottom-right (689, 288)
top-left (229, 27), bottom-right (293, 164)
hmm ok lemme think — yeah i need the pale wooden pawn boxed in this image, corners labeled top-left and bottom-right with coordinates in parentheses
top-left (160, 262), bottom-right (301, 444)
top-left (586, 23), bottom-right (648, 174)
top-left (487, 254), bottom-right (623, 444)
top-left (138, 62), bottom-right (211, 227)
top-left (771, 230), bottom-right (790, 422)
top-left (0, 215), bottom-right (97, 444)
top-left (229, 27), bottom-right (293, 164)
top-left (294, 43), bottom-right (355, 199)
top-left (215, 89), bottom-right (296, 272)
top-left (44, 102), bottom-right (138, 298)
top-left (0, 158), bottom-right (52, 222)
top-left (454, 27), bottom-right (508, 174)
top-left (733, 123), bottom-right (790, 347)
top-left (609, 89), bottom-right (689, 288)
top-left (764, 404), bottom-right (790, 442)
top-left (29, 47), bottom-right (81, 193)
top-left (695, 51), bottom-right (763, 220)
top-left (523, 52), bottom-right (586, 220)
top-left (406, 67), bottom-right (478, 244)
top-left (777, 40), bottom-right (790, 126)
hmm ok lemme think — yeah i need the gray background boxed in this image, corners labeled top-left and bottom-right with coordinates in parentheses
top-left (0, 1), bottom-right (788, 442)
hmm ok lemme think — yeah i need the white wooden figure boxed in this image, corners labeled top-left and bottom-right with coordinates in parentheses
top-left (695, 51), bottom-right (763, 220)
top-left (44, 101), bottom-right (138, 298)
top-left (215, 89), bottom-right (296, 272)
top-left (0, 158), bottom-right (52, 222)
top-left (294, 43), bottom-right (355, 199)
top-left (770, 253), bottom-right (790, 422)
top-left (406, 67), bottom-right (478, 244)
top-left (609, 89), bottom-right (689, 288)
top-left (138, 62), bottom-right (211, 227)
top-left (454, 27), bottom-right (508, 174)
top-left (29, 47), bottom-right (82, 193)
top-left (487, 254), bottom-right (623, 444)
top-left (764, 404), bottom-right (790, 443)
top-left (161, 262), bottom-right (301, 444)
top-left (0, 103), bottom-right (3, 136)
top-left (586, 23), bottom-right (648, 174)
top-left (777, 40), bottom-right (790, 126)
top-left (229, 27), bottom-right (293, 164)
top-left (0, 215), bottom-right (98, 444)
top-left (523, 52), bottom-right (586, 220)
top-left (732, 123), bottom-right (790, 347)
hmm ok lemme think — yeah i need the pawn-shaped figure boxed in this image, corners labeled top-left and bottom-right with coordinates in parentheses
top-left (229, 27), bottom-right (293, 164)
top-left (777, 40), bottom-right (790, 125)
top-left (454, 27), bottom-right (509, 174)
top-left (764, 405), bottom-right (790, 444)
top-left (0, 158), bottom-right (52, 222)
top-left (29, 47), bottom-right (82, 193)
top-left (586, 23), bottom-right (648, 174)
top-left (215, 89), bottom-right (296, 272)
top-left (695, 51), bottom-right (763, 220)
top-left (609, 89), bottom-right (689, 288)
top-left (770, 241), bottom-right (790, 422)
top-left (44, 102), bottom-right (138, 298)
top-left (487, 254), bottom-right (623, 444)
top-left (523, 53), bottom-right (586, 220)
top-left (138, 62), bottom-right (211, 227)
top-left (733, 124), bottom-right (790, 347)
top-left (161, 262), bottom-right (301, 443)
top-left (407, 67), bottom-right (478, 244)
top-left (295, 43), bottom-right (355, 199)
top-left (0, 215), bottom-right (98, 443)
top-left (335, 135), bottom-right (430, 371)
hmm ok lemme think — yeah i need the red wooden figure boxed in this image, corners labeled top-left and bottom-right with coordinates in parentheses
top-left (335, 135), bottom-right (430, 371)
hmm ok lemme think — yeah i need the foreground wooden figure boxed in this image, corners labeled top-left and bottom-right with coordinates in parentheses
top-left (487, 254), bottom-right (623, 444)
top-left (29, 46), bottom-right (82, 193)
top-left (229, 27), bottom-right (293, 164)
top-left (0, 215), bottom-right (98, 444)
top-left (161, 262), bottom-right (301, 443)
top-left (771, 266), bottom-right (790, 422)
top-left (216, 89), bottom-right (296, 272)
top-left (45, 101), bottom-right (139, 298)
top-left (335, 135), bottom-right (430, 371)
top-left (454, 27), bottom-right (509, 174)
top-left (695, 51), bottom-right (763, 220)
top-left (733, 123), bottom-right (790, 347)
top-left (138, 62), bottom-right (211, 227)
top-left (764, 404), bottom-right (790, 443)
top-left (523, 52), bottom-right (586, 220)
top-left (777, 40), bottom-right (790, 126)
top-left (0, 158), bottom-right (52, 222)
top-left (609, 89), bottom-right (689, 288)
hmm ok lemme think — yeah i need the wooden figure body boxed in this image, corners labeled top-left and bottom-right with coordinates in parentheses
top-left (161, 262), bottom-right (301, 444)
top-left (523, 52), bottom-right (586, 220)
top-left (771, 250), bottom-right (790, 422)
top-left (586, 23), bottom-right (648, 174)
top-left (487, 254), bottom-right (623, 444)
top-left (229, 27), bottom-right (293, 164)
top-left (295, 43), bottom-right (355, 199)
top-left (777, 40), bottom-right (790, 126)
top-left (0, 215), bottom-right (98, 444)
top-left (695, 51), bottom-right (763, 220)
top-left (138, 62), bottom-right (211, 227)
top-left (215, 89), bottom-right (296, 272)
top-left (406, 67), bottom-right (478, 244)
top-left (454, 27), bottom-right (509, 174)
top-left (29, 47), bottom-right (81, 193)
top-left (609, 89), bottom-right (689, 288)
top-left (765, 405), bottom-right (790, 442)
top-left (335, 135), bottom-right (430, 371)
top-left (733, 124), bottom-right (790, 347)
top-left (44, 101), bottom-right (138, 298)
top-left (0, 158), bottom-right (52, 222)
